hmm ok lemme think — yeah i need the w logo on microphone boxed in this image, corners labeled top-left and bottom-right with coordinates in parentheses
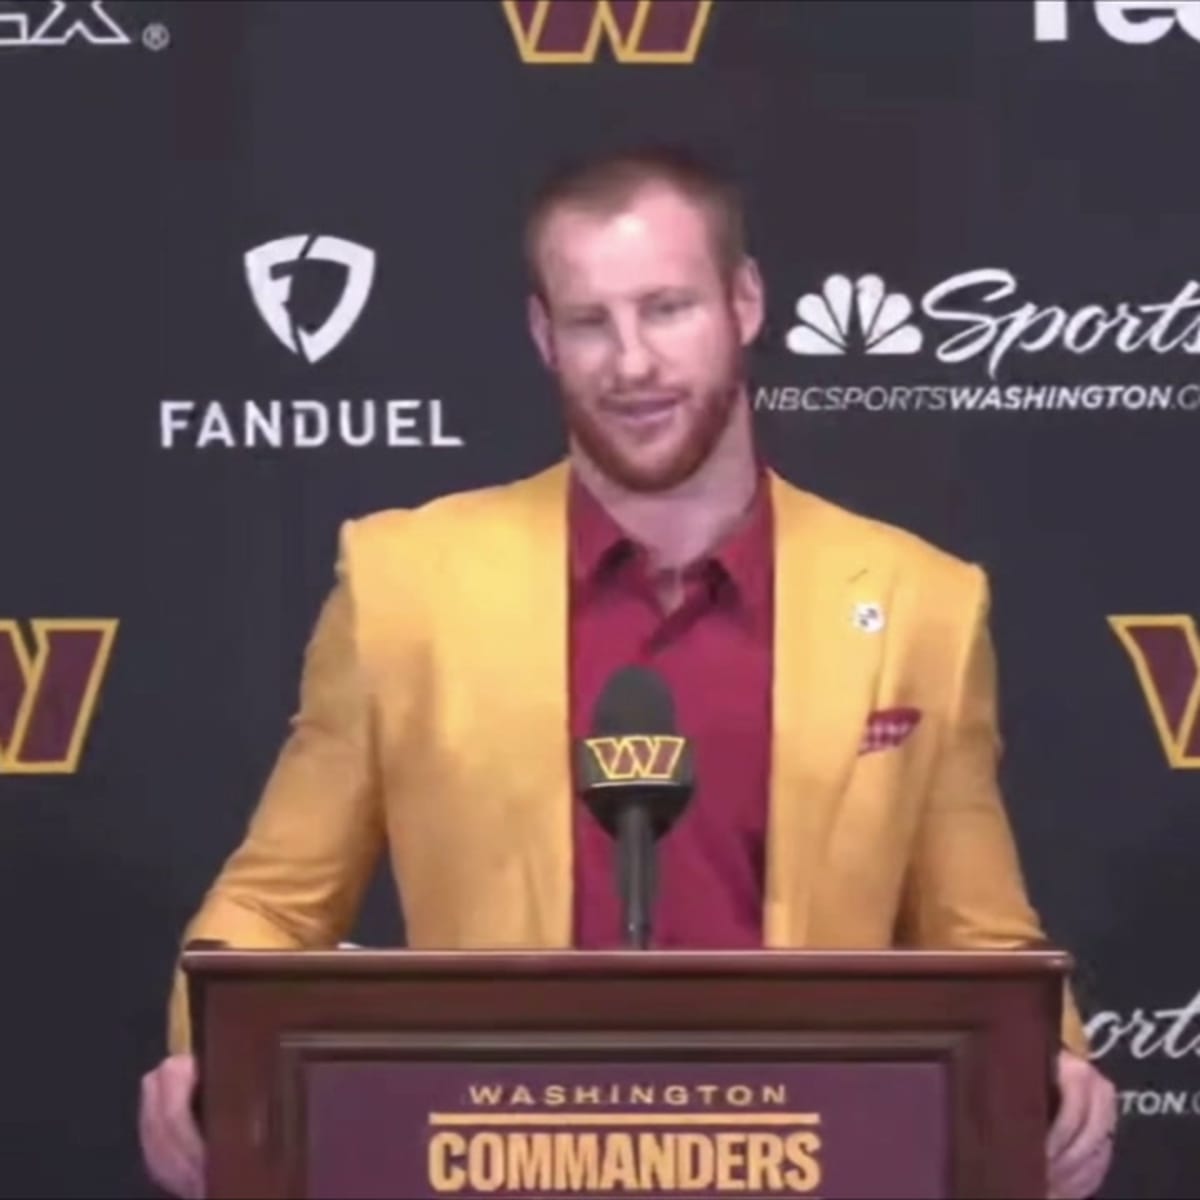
top-left (584, 735), bottom-right (685, 782)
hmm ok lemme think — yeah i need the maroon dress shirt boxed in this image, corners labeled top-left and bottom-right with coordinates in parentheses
top-left (568, 471), bottom-right (775, 949)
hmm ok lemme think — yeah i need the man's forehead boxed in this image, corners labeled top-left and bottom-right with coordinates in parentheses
top-left (542, 186), bottom-right (709, 253)
top-left (536, 190), bottom-right (715, 296)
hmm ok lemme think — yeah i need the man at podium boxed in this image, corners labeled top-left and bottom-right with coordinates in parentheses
top-left (139, 146), bottom-right (1115, 1199)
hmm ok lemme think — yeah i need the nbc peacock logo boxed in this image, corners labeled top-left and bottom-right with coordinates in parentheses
top-left (767, 267), bottom-right (1200, 416)
top-left (786, 274), bottom-right (924, 357)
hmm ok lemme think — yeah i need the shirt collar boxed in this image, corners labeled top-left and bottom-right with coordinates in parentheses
top-left (568, 466), bottom-right (774, 611)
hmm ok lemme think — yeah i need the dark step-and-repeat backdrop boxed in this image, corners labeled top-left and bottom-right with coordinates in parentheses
top-left (1, 2), bottom-right (1197, 1195)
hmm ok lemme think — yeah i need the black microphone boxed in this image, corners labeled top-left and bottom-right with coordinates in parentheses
top-left (575, 665), bottom-right (695, 949)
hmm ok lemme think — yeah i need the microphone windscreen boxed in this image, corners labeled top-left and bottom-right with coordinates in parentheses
top-left (591, 664), bottom-right (676, 735)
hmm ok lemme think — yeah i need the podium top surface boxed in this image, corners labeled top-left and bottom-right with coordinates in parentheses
top-left (181, 947), bottom-right (1071, 981)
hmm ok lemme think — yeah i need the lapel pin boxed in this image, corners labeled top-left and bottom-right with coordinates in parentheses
top-left (853, 602), bottom-right (885, 633)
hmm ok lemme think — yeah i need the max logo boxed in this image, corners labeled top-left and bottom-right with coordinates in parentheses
top-left (1110, 615), bottom-right (1200, 769)
top-left (501, 0), bottom-right (714, 64)
top-left (0, 2), bottom-right (131, 47)
top-left (584, 735), bottom-right (685, 782)
top-left (0, 620), bottom-right (117, 774)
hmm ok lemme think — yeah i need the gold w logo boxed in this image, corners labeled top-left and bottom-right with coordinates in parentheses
top-left (585, 734), bottom-right (685, 782)
top-left (0, 619), bottom-right (118, 774)
top-left (501, 0), bottom-right (714, 64)
top-left (1109, 615), bottom-right (1200, 770)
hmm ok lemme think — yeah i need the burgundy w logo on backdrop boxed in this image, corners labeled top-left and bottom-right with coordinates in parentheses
top-left (501, 0), bottom-right (714, 64)
top-left (1110, 615), bottom-right (1200, 769)
top-left (0, 619), bottom-right (118, 774)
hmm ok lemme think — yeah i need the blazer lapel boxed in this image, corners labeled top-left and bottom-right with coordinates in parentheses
top-left (763, 474), bottom-right (893, 947)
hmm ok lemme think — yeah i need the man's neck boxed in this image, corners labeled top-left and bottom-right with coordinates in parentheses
top-left (570, 398), bottom-right (760, 573)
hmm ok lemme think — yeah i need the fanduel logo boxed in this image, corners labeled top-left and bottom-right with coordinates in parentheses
top-left (1034, 0), bottom-right (1200, 44)
top-left (786, 270), bottom-right (1200, 379)
top-left (245, 235), bottom-right (375, 365)
top-left (160, 236), bottom-right (465, 451)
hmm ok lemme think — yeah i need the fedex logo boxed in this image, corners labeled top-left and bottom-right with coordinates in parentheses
top-left (1035, 0), bottom-right (1200, 44)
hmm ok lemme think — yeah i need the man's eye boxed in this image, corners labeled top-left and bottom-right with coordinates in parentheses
top-left (648, 297), bottom-right (690, 317)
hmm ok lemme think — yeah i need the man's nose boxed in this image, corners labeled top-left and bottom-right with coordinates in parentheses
top-left (612, 319), bottom-right (655, 384)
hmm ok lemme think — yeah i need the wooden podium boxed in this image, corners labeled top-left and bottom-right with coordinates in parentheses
top-left (182, 947), bottom-right (1068, 1199)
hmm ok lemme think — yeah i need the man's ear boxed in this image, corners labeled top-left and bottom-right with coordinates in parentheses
top-left (528, 292), bottom-right (555, 371)
top-left (731, 256), bottom-right (766, 347)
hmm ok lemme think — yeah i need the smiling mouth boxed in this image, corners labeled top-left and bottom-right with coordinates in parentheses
top-left (605, 396), bottom-right (682, 422)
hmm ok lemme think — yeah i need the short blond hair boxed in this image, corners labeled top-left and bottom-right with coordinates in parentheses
top-left (524, 145), bottom-right (747, 298)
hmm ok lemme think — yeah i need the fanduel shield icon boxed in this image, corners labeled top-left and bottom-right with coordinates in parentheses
top-left (244, 234), bottom-right (376, 364)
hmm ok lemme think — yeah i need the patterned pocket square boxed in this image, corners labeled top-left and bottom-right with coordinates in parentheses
top-left (859, 707), bottom-right (922, 755)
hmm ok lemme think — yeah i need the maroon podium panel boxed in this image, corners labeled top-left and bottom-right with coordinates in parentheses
top-left (305, 1058), bottom-right (948, 1198)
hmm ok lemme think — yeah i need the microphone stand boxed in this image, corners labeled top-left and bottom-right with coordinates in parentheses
top-left (616, 803), bottom-right (655, 950)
